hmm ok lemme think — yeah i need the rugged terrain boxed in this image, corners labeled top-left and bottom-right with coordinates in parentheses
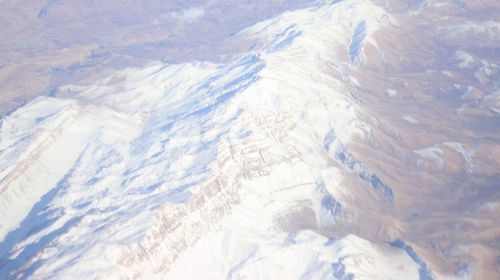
top-left (0, 0), bottom-right (499, 279)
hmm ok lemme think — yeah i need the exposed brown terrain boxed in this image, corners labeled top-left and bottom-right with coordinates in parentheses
top-left (0, 0), bottom-right (498, 279)
top-left (326, 0), bottom-right (500, 278)
top-left (0, 0), bottom-right (312, 115)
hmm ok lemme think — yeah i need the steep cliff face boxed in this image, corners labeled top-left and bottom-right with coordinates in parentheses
top-left (0, 1), bottom-right (498, 279)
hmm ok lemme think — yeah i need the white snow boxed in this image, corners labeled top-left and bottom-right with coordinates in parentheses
top-left (402, 115), bottom-right (419, 124)
top-left (164, 232), bottom-right (419, 280)
top-left (455, 51), bottom-right (474, 69)
top-left (414, 147), bottom-right (444, 169)
top-left (0, 1), bottom-right (433, 279)
top-left (482, 89), bottom-right (500, 114)
top-left (387, 89), bottom-right (398, 97)
top-left (443, 142), bottom-right (475, 173)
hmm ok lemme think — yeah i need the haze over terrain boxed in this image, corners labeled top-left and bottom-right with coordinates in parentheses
top-left (0, 0), bottom-right (499, 279)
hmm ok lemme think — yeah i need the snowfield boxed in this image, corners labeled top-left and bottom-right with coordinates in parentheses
top-left (1, 0), bottom-right (499, 279)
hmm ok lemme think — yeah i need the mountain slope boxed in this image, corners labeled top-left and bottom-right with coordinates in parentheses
top-left (0, 0), bottom-right (499, 279)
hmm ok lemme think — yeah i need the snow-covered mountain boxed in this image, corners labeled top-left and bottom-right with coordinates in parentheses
top-left (0, 0), bottom-right (499, 279)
